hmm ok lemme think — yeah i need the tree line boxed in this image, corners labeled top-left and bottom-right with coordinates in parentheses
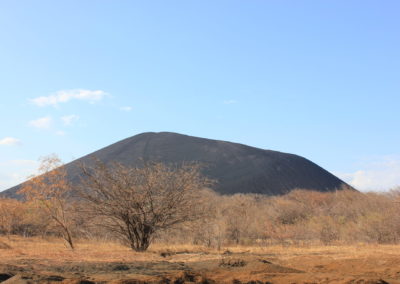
top-left (1, 154), bottom-right (400, 251)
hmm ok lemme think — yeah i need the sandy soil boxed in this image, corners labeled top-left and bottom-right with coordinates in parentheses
top-left (1, 237), bottom-right (400, 283)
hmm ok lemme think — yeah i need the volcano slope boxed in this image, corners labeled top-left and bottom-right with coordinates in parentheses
top-left (2, 132), bottom-right (351, 198)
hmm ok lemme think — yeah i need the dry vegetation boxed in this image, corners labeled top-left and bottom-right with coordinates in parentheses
top-left (1, 156), bottom-right (400, 283)
top-left (4, 186), bottom-right (400, 249)
top-left (78, 160), bottom-right (212, 251)
top-left (156, 187), bottom-right (400, 248)
top-left (2, 189), bottom-right (400, 283)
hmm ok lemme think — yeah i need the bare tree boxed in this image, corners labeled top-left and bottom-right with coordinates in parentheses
top-left (18, 154), bottom-right (75, 249)
top-left (78, 161), bottom-right (212, 251)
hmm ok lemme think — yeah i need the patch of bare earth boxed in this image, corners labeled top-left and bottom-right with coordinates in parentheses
top-left (1, 237), bottom-right (400, 283)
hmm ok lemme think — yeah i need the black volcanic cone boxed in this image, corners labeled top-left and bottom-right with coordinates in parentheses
top-left (2, 132), bottom-right (351, 198)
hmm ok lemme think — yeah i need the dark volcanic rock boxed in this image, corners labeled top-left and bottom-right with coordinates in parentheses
top-left (2, 132), bottom-right (352, 198)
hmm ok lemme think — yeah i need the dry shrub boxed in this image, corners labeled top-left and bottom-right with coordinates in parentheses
top-left (188, 188), bottom-right (400, 247)
top-left (78, 161), bottom-right (213, 251)
top-left (18, 155), bottom-right (77, 249)
top-left (2, 169), bottom-right (400, 249)
top-left (0, 198), bottom-right (25, 236)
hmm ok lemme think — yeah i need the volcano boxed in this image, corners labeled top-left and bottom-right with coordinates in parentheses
top-left (2, 132), bottom-right (351, 198)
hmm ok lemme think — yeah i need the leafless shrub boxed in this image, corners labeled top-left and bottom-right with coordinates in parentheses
top-left (0, 198), bottom-right (25, 236)
top-left (78, 160), bottom-right (213, 251)
top-left (18, 154), bottom-right (76, 249)
top-left (3, 156), bottom-right (400, 249)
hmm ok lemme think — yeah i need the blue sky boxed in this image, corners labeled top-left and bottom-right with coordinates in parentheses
top-left (0, 0), bottom-right (399, 191)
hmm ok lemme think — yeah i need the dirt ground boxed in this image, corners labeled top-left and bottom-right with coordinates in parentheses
top-left (1, 237), bottom-right (400, 284)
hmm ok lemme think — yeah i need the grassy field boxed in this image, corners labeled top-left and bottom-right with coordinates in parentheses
top-left (1, 236), bottom-right (400, 283)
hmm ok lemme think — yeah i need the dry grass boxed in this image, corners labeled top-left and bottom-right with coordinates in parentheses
top-left (2, 235), bottom-right (400, 263)
top-left (0, 236), bottom-right (157, 263)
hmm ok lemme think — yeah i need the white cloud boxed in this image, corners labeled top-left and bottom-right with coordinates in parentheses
top-left (223, 100), bottom-right (237, 105)
top-left (29, 116), bottom-right (52, 129)
top-left (119, 106), bottom-right (132, 112)
top-left (61, 114), bottom-right (79, 126)
top-left (337, 156), bottom-right (400, 191)
top-left (30, 89), bottom-right (107, 107)
top-left (55, 130), bottom-right (66, 136)
top-left (0, 160), bottom-right (38, 192)
top-left (0, 137), bottom-right (21, 146)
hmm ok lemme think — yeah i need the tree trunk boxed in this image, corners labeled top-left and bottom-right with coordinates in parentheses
top-left (62, 227), bottom-right (74, 249)
top-left (128, 225), bottom-right (153, 252)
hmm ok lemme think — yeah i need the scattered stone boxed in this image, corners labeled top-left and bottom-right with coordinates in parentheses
top-left (112, 264), bottom-right (130, 271)
top-left (0, 275), bottom-right (31, 284)
top-left (44, 275), bottom-right (65, 281)
top-left (219, 258), bottom-right (246, 268)
top-left (160, 251), bottom-right (174, 258)
top-left (0, 273), bottom-right (13, 282)
top-left (258, 259), bottom-right (272, 264)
